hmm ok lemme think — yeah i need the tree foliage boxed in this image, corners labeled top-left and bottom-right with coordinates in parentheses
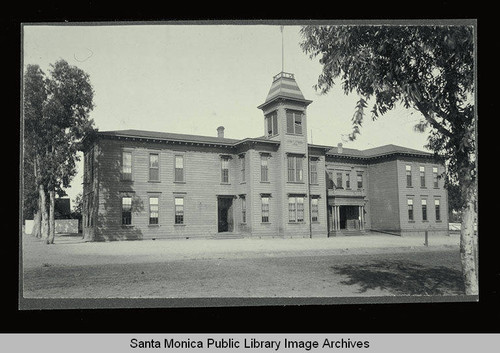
top-left (23, 60), bottom-right (95, 241)
top-left (300, 25), bottom-right (475, 208)
top-left (300, 24), bottom-right (478, 295)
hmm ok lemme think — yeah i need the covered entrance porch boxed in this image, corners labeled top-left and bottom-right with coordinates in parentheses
top-left (328, 197), bottom-right (367, 236)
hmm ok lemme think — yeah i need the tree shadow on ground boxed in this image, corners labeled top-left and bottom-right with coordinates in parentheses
top-left (331, 260), bottom-right (465, 296)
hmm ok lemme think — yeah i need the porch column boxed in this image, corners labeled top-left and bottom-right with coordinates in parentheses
top-left (361, 206), bottom-right (365, 230)
top-left (335, 206), bottom-right (340, 231)
top-left (358, 206), bottom-right (363, 230)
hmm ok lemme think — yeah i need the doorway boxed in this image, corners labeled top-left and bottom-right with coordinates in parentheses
top-left (339, 206), bottom-right (360, 230)
top-left (217, 196), bottom-right (234, 232)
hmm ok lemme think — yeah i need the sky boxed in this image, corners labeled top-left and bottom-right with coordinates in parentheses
top-left (22, 22), bottom-right (429, 205)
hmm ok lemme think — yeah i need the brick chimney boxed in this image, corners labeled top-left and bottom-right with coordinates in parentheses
top-left (217, 126), bottom-right (225, 138)
top-left (337, 143), bottom-right (343, 154)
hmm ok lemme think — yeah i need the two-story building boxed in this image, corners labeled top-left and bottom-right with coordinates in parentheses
top-left (81, 71), bottom-right (448, 241)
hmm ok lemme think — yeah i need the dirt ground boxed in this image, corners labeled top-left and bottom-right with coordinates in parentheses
top-left (21, 233), bottom-right (464, 299)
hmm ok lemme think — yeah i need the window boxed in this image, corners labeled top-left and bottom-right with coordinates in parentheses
top-left (122, 197), bottom-right (132, 225)
top-left (174, 197), bottom-right (184, 224)
top-left (345, 173), bottom-right (351, 189)
top-left (174, 155), bottom-right (184, 182)
top-left (261, 196), bottom-right (270, 223)
top-left (221, 156), bottom-right (230, 183)
top-left (407, 199), bottom-right (414, 221)
top-left (433, 167), bottom-right (439, 188)
top-left (149, 153), bottom-right (159, 181)
top-left (241, 196), bottom-right (246, 223)
top-left (435, 199), bottom-right (441, 221)
top-left (309, 159), bottom-right (318, 184)
top-left (406, 165), bottom-right (412, 187)
top-left (327, 171), bottom-right (334, 189)
top-left (122, 151), bottom-right (132, 180)
top-left (286, 110), bottom-right (303, 135)
top-left (261, 155), bottom-right (269, 182)
top-left (311, 197), bottom-right (319, 222)
top-left (287, 155), bottom-right (303, 182)
top-left (149, 197), bottom-right (159, 225)
top-left (422, 199), bottom-right (428, 221)
top-left (265, 112), bottom-right (278, 137)
top-left (288, 197), bottom-right (304, 223)
top-left (420, 166), bottom-right (426, 188)
top-left (336, 173), bottom-right (343, 189)
top-left (240, 155), bottom-right (245, 182)
top-left (357, 173), bottom-right (363, 189)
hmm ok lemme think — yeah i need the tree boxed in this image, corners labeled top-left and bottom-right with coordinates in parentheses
top-left (23, 60), bottom-right (95, 244)
top-left (300, 25), bottom-right (477, 295)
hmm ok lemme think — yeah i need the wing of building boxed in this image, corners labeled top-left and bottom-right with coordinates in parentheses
top-left (82, 72), bottom-right (449, 241)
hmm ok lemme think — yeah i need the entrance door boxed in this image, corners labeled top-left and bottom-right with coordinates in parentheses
top-left (217, 197), bottom-right (234, 232)
top-left (339, 206), bottom-right (360, 230)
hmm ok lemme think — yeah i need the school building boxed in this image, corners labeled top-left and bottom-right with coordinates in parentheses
top-left (81, 71), bottom-right (448, 241)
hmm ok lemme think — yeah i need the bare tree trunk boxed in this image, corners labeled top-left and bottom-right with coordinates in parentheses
top-left (32, 210), bottom-right (41, 238)
top-left (39, 184), bottom-right (49, 241)
top-left (48, 190), bottom-right (56, 244)
top-left (32, 157), bottom-right (41, 238)
top-left (460, 196), bottom-right (478, 295)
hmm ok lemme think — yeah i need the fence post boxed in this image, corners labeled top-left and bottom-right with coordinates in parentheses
top-left (424, 230), bottom-right (429, 247)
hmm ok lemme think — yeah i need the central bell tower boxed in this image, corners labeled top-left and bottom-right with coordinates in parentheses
top-left (258, 71), bottom-right (313, 237)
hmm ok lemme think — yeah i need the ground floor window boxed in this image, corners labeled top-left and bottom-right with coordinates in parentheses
top-left (311, 197), bottom-right (319, 222)
top-left (122, 196), bottom-right (132, 225)
top-left (149, 197), bottom-right (159, 225)
top-left (421, 199), bottom-right (428, 221)
top-left (288, 197), bottom-right (304, 222)
top-left (175, 197), bottom-right (184, 224)
top-left (261, 196), bottom-right (270, 223)
top-left (434, 199), bottom-right (440, 221)
top-left (407, 198), bottom-right (414, 221)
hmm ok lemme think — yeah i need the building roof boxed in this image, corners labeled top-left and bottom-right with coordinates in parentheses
top-left (257, 72), bottom-right (313, 109)
top-left (98, 130), bottom-right (432, 159)
top-left (326, 144), bottom-right (433, 159)
top-left (97, 129), bottom-right (280, 147)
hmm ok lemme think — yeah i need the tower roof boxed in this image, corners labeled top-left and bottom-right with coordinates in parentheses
top-left (257, 72), bottom-right (312, 109)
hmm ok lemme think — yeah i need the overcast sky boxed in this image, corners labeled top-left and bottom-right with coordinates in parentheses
top-left (23, 22), bottom-right (429, 203)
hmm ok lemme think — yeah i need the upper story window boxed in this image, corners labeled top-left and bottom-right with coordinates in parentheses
top-left (221, 156), bottom-right (230, 184)
top-left (287, 155), bottom-right (303, 182)
top-left (336, 172), bottom-right (343, 189)
top-left (327, 171), bottom-right (334, 189)
top-left (309, 159), bottom-right (318, 184)
top-left (149, 153), bottom-right (159, 182)
top-left (265, 112), bottom-right (278, 137)
top-left (357, 173), bottom-right (363, 189)
top-left (420, 166), bottom-right (426, 188)
top-left (122, 151), bottom-right (132, 181)
top-left (433, 167), bottom-right (439, 188)
top-left (286, 110), bottom-right (303, 135)
top-left (175, 155), bottom-right (184, 182)
top-left (406, 165), bottom-right (412, 187)
top-left (240, 155), bottom-right (245, 182)
top-left (345, 173), bottom-right (351, 189)
top-left (260, 155), bottom-right (269, 182)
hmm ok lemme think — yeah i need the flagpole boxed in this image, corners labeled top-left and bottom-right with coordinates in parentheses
top-left (280, 25), bottom-right (284, 72)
